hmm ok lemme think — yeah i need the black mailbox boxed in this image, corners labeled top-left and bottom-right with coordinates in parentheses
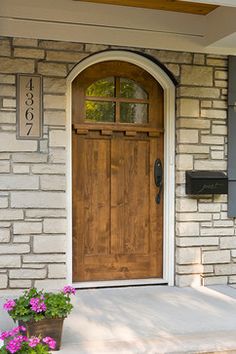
top-left (186, 171), bottom-right (228, 195)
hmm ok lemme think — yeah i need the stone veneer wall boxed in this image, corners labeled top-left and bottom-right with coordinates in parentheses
top-left (0, 36), bottom-right (233, 289)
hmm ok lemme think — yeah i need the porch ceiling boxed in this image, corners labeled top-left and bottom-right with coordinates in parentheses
top-left (73, 0), bottom-right (218, 15)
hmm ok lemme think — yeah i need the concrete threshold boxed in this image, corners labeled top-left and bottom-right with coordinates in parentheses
top-left (1, 285), bottom-right (236, 353)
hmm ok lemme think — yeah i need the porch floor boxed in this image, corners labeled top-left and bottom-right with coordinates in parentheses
top-left (2, 285), bottom-right (236, 353)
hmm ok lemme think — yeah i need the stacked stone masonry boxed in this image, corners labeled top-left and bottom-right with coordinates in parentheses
top-left (0, 36), bottom-right (233, 289)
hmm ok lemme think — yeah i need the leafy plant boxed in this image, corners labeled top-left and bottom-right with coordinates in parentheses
top-left (0, 326), bottom-right (56, 353)
top-left (3, 286), bottom-right (76, 322)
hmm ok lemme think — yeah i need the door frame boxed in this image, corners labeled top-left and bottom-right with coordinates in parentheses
top-left (66, 50), bottom-right (176, 287)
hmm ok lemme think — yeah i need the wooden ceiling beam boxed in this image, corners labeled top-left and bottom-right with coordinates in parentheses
top-left (75, 0), bottom-right (218, 15)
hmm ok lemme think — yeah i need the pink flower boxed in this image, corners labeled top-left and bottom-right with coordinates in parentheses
top-left (6, 335), bottom-right (25, 353)
top-left (3, 299), bottom-right (16, 312)
top-left (63, 285), bottom-right (76, 295)
top-left (29, 337), bottom-right (40, 347)
top-left (0, 330), bottom-right (11, 340)
top-left (30, 297), bottom-right (47, 313)
top-left (43, 336), bottom-right (56, 349)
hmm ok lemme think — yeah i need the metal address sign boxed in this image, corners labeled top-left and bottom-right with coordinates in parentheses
top-left (17, 74), bottom-right (42, 139)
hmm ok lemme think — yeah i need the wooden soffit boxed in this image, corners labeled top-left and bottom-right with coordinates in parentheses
top-left (75, 0), bottom-right (218, 15)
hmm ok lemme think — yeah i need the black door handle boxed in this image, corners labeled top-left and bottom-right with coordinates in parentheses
top-left (154, 159), bottom-right (163, 204)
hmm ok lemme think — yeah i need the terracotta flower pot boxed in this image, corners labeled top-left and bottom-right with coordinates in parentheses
top-left (19, 317), bottom-right (65, 351)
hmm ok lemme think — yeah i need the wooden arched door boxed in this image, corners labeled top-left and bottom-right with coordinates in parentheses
top-left (72, 61), bottom-right (164, 282)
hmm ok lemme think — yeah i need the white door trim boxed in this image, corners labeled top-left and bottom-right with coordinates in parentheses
top-left (66, 50), bottom-right (176, 287)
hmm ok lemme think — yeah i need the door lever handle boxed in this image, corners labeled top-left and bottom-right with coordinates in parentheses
top-left (154, 159), bottom-right (163, 204)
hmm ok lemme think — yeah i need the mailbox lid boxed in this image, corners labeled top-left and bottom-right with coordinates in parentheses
top-left (186, 170), bottom-right (228, 195)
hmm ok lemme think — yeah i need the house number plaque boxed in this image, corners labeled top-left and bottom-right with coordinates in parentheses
top-left (17, 74), bottom-right (42, 139)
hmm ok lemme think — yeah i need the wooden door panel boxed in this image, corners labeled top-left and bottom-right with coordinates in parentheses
top-left (72, 60), bottom-right (164, 283)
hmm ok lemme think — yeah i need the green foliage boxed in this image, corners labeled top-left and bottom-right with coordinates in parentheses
top-left (7, 288), bottom-right (73, 322)
top-left (0, 342), bottom-right (51, 354)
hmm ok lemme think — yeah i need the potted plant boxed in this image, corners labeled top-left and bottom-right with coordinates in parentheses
top-left (3, 285), bottom-right (76, 351)
top-left (0, 325), bottom-right (56, 353)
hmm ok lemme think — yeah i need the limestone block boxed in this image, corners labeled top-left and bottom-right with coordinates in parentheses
top-left (179, 87), bottom-right (220, 99)
top-left (23, 254), bottom-right (66, 263)
top-left (178, 99), bottom-right (200, 117)
top-left (212, 125), bottom-right (227, 135)
top-left (176, 237), bottom-right (219, 247)
top-left (176, 264), bottom-right (213, 274)
top-left (175, 274), bottom-right (201, 287)
top-left (2, 99), bottom-right (16, 108)
top-left (41, 175), bottom-right (66, 191)
top-left (0, 161), bottom-right (10, 173)
top-left (165, 64), bottom-right (180, 77)
top-left (11, 191), bottom-right (66, 208)
top-left (176, 213), bottom-right (212, 222)
top-left (49, 130), bottom-right (66, 147)
top-left (1, 209), bottom-right (24, 220)
top-left (10, 280), bottom-right (32, 288)
top-left (203, 276), bottom-right (228, 285)
top-left (176, 198), bottom-right (197, 212)
top-left (214, 220), bottom-right (233, 227)
top-left (0, 74), bottom-right (15, 84)
top-left (85, 44), bottom-right (108, 52)
top-left (177, 129), bottom-right (198, 144)
top-left (201, 228), bottom-right (234, 236)
top-left (0, 244), bottom-right (30, 254)
top-left (206, 58), bottom-right (227, 67)
top-left (147, 50), bottom-right (192, 64)
top-left (198, 203), bottom-right (221, 212)
top-left (43, 78), bottom-right (66, 94)
top-left (201, 109), bottom-right (227, 119)
top-left (33, 235), bottom-right (66, 253)
top-left (37, 62), bottom-right (67, 77)
top-left (12, 164), bottom-right (30, 174)
top-left (44, 111), bottom-right (66, 126)
top-left (12, 153), bottom-right (47, 163)
top-left (13, 222), bottom-right (42, 235)
top-left (0, 85), bottom-right (16, 97)
top-left (202, 250), bottom-right (230, 264)
top-left (34, 279), bottom-right (66, 290)
top-left (48, 264), bottom-right (67, 278)
top-left (13, 235), bottom-right (30, 243)
top-left (25, 209), bottom-right (66, 218)
top-left (215, 263), bottom-right (236, 275)
top-left (0, 255), bottom-right (21, 267)
top-left (176, 154), bottom-right (193, 170)
top-left (14, 48), bottom-right (45, 59)
top-left (181, 66), bottom-right (213, 86)
top-left (194, 160), bottom-right (227, 171)
top-left (0, 175), bottom-right (39, 190)
top-left (0, 274), bottom-right (8, 289)
top-left (49, 149), bottom-right (66, 164)
top-left (0, 197), bottom-right (8, 208)
top-left (9, 269), bottom-right (46, 279)
top-left (0, 58), bottom-right (34, 73)
top-left (177, 118), bottom-right (210, 129)
top-left (178, 144), bottom-right (209, 154)
top-left (43, 218), bottom-right (67, 233)
top-left (46, 51), bottom-right (87, 63)
top-left (0, 229), bottom-right (10, 242)
top-left (211, 151), bottom-right (224, 160)
top-left (44, 95), bottom-right (65, 110)
top-left (193, 54), bottom-right (205, 65)
top-left (31, 164), bottom-right (65, 174)
top-left (39, 40), bottom-right (84, 51)
top-left (0, 112), bottom-right (16, 124)
top-left (176, 222), bottom-right (200, 236)
top-left (220, 237), bottom-right (236, 249)
top-left (13, 38), bottom-right (38, 47)
top-left (0, 133), bottom-right (37, 152)
top-left (0, 39), bottom-right (11, 56)
top-left (215, 71), bottom-right (227, 80)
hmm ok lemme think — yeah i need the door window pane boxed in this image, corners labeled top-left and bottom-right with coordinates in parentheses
top-left (85, 101), bottom-right (115, 122)
top-left (86, 77), bottom-right (115, 98)
top-left (120, 103), bottom-right (148, 124)
top-left (120, 78), bottom-right (148, 100)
